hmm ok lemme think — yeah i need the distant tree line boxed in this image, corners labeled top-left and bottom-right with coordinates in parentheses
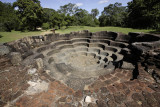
top-left (0, 0), bottom-right (160, 32)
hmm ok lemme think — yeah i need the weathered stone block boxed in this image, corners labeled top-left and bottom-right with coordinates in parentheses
top-left (115, 32), bottom-right (131, 43)
top-left (35, 58), bottom-right (43, 69)
top-left (0, 45), bottom-right (10, 56)
top-left (10, 52), bottom-right (22, 65)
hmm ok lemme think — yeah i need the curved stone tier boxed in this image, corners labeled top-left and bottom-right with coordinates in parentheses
top-left (34, 37), bottom-right (125, 89)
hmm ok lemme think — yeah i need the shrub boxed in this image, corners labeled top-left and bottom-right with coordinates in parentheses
top-left (42, 23), bottom-right (50, 30)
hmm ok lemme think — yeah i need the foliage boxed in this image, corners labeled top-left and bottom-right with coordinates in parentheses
top-left (0, 1), bottom-right (18, 32)
top-left (43, 8), bottom-right (56, 28)
top-left (65, 14), bottom-right (76, 27)
top-left (73, 8), bottom-right (99, 26)
top-left (99, 2), bottom-right (127, 27)
top-left (42, 23), bottom-right (50, 30)
top-left (94, 18), bottom-right (100, 26)
top-left (58, 3), bottom-right (78, 15)
top-left (74, 9), bottom-right (89, 25)
top-left (127, 0), bottom-right (160, 29)
top-left (91, 9), bottom-right (99, 19)
top-left (0, 0), bottom-right (159, 32)
top-left (51, 13), bottom-right (67, 29)
top-left (43, 8), bottom-right (56, 23)
top-left (43, 7), bottom-right (76, 29)
top-left (13, 0), bottom-right (44, 31)
top-left (57, 3), bottom-right (100, 27)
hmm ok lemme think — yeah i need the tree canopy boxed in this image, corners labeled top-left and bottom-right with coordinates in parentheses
top-left (91, 9), bottom-right (99, 19)
top-left (127, 0), bottom-right (160, 29)
top-left (0, 0), bottom-right (159, 32)
top-left (99, 2), bottom-right (127, 27)
top-left (13, 0), bottom-right (44, 31)
top-left (0, 1), bottom-right (17, 32)
top-left (58, 3), bottom-right (78, 15)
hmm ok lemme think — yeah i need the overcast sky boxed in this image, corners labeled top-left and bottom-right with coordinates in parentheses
top-left (1, 0), bottom-right (132, 14)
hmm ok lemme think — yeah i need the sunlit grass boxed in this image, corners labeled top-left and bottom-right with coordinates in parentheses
top-left (0, 30), bottom-right (44, 43)
top-left (56, 26), bottom-right (155, 34)
top-left (0, 26), bottom-right (156, 43)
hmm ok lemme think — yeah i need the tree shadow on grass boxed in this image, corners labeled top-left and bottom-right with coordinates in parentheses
top-left (0, 34), bottom-right (3, 38)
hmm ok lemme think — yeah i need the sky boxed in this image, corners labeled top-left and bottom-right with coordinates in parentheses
top-left (1, 0), bottom-right (132, 14)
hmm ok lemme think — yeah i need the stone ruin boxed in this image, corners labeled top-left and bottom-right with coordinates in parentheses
top-left (0, 30), bottom-right (160, 106)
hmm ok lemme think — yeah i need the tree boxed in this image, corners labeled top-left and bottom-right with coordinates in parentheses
top-left (58, 3), bottom-right (78, 15)
top-left (58, 3), bottom-right (99, 27)
top-left (0, 1), bottom-right (18, 32)
top-left (91, 9), bottom-right (100, 26)
top-left (74, 9), bottom-right (87, 25)
top-left (65, 14), bottom-right (76, 27)
top-left (43, 8), bottom-right (74, 29)
top-left (13, 0), bottom-right (44, 31)
top-left (99, 2), bottom-right (127, 27)
top-left (50, 13), bottom-right (67, 29)
top-left (73, 8), bottom-right (99, 26)
top-left (99, 14), bottom-right (107, 26)
top-left (91, 9), bottom-right (99, 19)
top-left (127, 0), bottom-right (160, 29)
top-left (74, 9), bottom-right (89, 25)
top-left (43, 8), bottom-right (56, 28)
top-left (43, 8), bottom-right (56, 23)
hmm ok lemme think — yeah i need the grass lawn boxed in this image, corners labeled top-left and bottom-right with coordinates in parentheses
top-left (0, 26), bottom-right (157, 43)
top-left (56, 26), bottom-right (155, 34)
top-left (0, 30), bottom-right (44, 43)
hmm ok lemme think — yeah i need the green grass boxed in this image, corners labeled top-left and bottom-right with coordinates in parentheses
top-left (0, 30), bottom-right (43, 43)
top-left (0, 26), bottom-right (157, 43)
top-left (56, 26), bottom-right (155, 34)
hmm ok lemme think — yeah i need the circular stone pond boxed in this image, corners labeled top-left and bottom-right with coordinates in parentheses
top-left (30, 32), bottom-right (126, 90)
top-left (6, 30), bottom-right (132, 90)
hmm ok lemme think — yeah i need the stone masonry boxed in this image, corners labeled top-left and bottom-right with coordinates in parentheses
top-left (0, 30), bottom-right (160, 107)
